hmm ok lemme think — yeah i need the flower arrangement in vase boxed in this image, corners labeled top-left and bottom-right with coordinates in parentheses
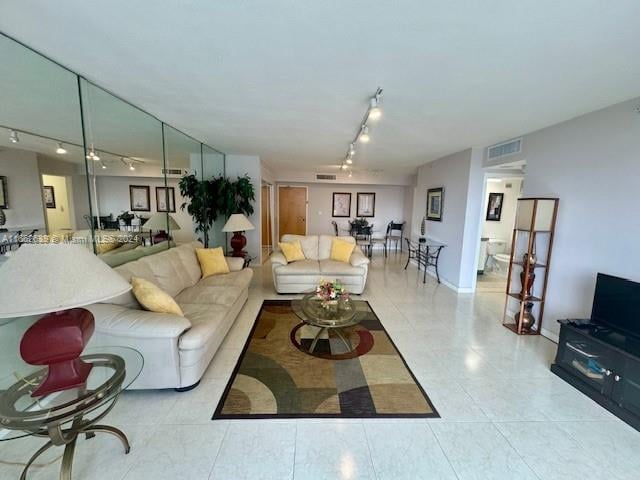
top-left (316, 279), bottom-right (349, 310)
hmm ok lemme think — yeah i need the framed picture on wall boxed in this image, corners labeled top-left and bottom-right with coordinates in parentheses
top-left (156, 187), bottom-right (176, 212)
top-left (332, 192), bottom-right (351, 217)
top-left (43, 186), bottom-right (56, 209)
top-left (0, 176), bottom-right (7, 208)
top-left (356, 192), bottom-right (376, 217)
top-left (426, 187), bottom-right (444, 221)
top-left (486, 192), bottom-right (504, 221)
top-left (129, 185), bottom-right (151, 211)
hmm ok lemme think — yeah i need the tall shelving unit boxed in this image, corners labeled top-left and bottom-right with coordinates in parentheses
top-left (502, 197), bottom-right (559, 335)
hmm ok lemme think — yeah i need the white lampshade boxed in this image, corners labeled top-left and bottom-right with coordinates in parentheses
top-left (0, 244), bottom-right (132, 318)
top-left (222, 214), bottom-right (255, 233)
top-left (144, 212), bottom-right (181, 231)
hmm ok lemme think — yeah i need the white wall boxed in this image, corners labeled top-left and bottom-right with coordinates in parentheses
top-left (411, 148), bottom-right (484, 291)
top-left (0, 149), bottom-right (45, 231)
top-left (280, 182), bottom-right (411, 239)
top-left (95, 176), bottom-right (194, 243)
top-left (225, 155), bottom-right (262, 260)
top-left (514, 97), bottom-right (640, 338)
top-left (481, 178), bottom-right (523, 245)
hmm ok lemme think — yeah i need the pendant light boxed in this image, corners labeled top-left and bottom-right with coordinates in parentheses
top-left (56, 142), bottom-right (67, 155)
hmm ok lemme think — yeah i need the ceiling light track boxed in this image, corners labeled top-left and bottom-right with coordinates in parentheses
top-left (340, 87), bottom-right (383, 171)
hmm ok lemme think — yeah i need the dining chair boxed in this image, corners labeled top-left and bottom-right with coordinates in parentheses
top-left (386, 221), bottom-right (406, 252)
top-left (331, 220), bottom-right (339, 236)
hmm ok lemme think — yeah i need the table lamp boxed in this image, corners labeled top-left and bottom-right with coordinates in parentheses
top-left (222, 213), bottom-right (255, 257)
top-left (144, 212), bottom-right (180, 244)
top-left (0, 244), bottom-right (132, 397)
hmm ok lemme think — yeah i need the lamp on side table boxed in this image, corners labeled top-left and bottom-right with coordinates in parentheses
top-left (222, 213), bottom-right (255, 257)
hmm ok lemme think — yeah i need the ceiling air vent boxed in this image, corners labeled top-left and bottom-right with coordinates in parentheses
top-left (487, 138), bottom-right (522, 160)
top-left (316, 174), bottom-right (337, 181)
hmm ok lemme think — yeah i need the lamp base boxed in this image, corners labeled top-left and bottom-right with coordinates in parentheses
top-left (20, 308), bottom-right (95, 397)
top-left (230, 231), bottom-right (247, 257)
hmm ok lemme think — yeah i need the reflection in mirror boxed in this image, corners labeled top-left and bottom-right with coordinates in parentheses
top-left (203, 145), bottom-right (225, 248)
top-left (0, 35), bottom-right (90, 260)
top-left (80, 79), bottom-right (167, 264)
top-left (163, 126), bottom-right (202, 245)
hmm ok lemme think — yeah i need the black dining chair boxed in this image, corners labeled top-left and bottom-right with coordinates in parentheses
top-left (386, 221), bottom-right (406, 252)
top-left (331, 220), bottom-right (339, 236)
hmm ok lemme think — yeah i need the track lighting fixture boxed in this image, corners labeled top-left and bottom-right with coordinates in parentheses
top-left (359, 125), bottom-right (370, 143)
top-left (86, 145), bottom-right (100, 161)
top-left (9, 130), bottom-right (19, 143)
top-left (100, 161), bottom-right (107, 170)
top-left (341, 164), bottom-right (348, 170)
top-left (368, 93), bottom-right (382, 121)
top-left (348, 170), bottom-right (353, 178)
top-left (56, 142), bottom-right (67, 155)
top-left (346, 158), bottom-right (353, 165)
top-left (129, 162), bottom-right (135, 171)
top-left (349, 143), bottom-right (356, 156)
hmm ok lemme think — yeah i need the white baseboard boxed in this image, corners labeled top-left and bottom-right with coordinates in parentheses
top-left (408, 259), bottom-right (472, 293)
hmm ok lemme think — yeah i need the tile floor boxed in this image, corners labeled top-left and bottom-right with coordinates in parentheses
top-left (2, 253), bottom-right (640, 479)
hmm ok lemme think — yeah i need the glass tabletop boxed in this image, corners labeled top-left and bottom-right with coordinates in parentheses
top-left (0, 346), bottom-right (143, 441)
top-left (292, 293), bottom-right (363, 328)
top-left (408, 236), bottom-right (447, 248)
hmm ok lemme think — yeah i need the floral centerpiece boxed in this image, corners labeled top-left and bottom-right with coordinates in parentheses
top-left (316, 279), bottom-right (349, 310)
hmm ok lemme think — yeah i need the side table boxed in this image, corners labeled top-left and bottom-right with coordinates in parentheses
top-left (0, 346), bottom-right (143, 480)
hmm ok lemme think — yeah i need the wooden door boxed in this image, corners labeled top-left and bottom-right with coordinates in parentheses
top-left (261, 185), bottom-right (272, 248)
top-left (278, 186), bottom-right (307, 239)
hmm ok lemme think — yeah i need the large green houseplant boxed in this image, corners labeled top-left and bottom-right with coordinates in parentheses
top-left (178, 173), bottom-right (255, 247)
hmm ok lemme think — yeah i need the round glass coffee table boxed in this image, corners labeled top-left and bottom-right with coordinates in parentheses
top-left (0, 346), bottom-right (143, 480)
top-left (292, 293), bottom-right (364, 354)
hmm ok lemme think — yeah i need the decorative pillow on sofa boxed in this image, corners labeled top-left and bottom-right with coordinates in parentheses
top-left (196, 247), bottom-right (230, 278)
top-left (131, 277), bottom-right (184, 316)
top-left (330, 238), bottom-right (355, 263)
top-left (279, 240), bottom-right (306, 262)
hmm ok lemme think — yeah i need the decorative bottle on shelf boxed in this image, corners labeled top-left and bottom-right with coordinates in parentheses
top-left (420, 216), bottom-right (426, 236)
top-left (515, 302), bottom-right (536, 331)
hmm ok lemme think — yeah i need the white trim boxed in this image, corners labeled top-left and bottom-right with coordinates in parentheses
top-left (408, 258), bottom-right (471, 293)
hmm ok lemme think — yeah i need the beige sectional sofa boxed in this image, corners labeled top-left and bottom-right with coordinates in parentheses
top-left (86, 241), bottom-right (252, 390)
top-left (271, 234), bottom-right (369, 294)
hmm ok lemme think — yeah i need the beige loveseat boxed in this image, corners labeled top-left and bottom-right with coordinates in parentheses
top-left (86, 241), bottom-right (252, 390)
top-left (271, 234), bottom-right (369, 294)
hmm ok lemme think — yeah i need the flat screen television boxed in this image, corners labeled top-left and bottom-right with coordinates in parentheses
top-left (591, 273), bottom-right (640, 338)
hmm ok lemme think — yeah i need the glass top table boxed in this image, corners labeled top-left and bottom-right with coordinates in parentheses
top-left (0, 346), bottom-right (143, 479)
top-left (292, 293), bottom-right (365, 353)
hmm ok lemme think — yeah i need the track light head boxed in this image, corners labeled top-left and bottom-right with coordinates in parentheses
top-left (349, 143), bottom-right (356, 155)
top-left (346, 158), bottom-right (353, 165)
top-left (129, 162), bottom-right (135, 171)
top-left (368, 96), bottom-right (382, 120)
top-left (359, 125), bottom-right (370, 143)
top-left (348, 170), bottom-right (353, 178)
top-left (341, 164), bottom-right (348, 170)
top-left (56, 142), bottom-right (67, 155)
top-left (9, 130), bottom-right (19, 143)
top-left (101, 162), bottom-right (107, 169)
top-left (93, 151), bottom-right (100, 161)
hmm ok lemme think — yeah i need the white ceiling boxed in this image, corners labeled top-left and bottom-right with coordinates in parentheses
top-left (1, 1), bottom-right (639, 174)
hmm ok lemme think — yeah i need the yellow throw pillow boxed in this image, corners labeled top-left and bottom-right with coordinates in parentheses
top-left (279, 240), bottom-right (306, 262)
top-left (330, 238), bottom-right (355, 263)
top-left (196, 247), bottom-right (230, 278)
top-left (131, 277), bottom-right (184, 316)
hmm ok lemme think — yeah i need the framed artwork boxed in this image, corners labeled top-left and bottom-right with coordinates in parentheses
top-left (486, 192), bottom-right (504, 221)
top-left (0, 176), bottom-right (7, 208)
top-left (332, 192), bottom-right (351, 217)
top-left (156, 187), bottom-right (176, 213)
top-left (356, 192), bottom-right (376, 217)
top-left (426, 187), bottom-right (444, 221)
top-left (129, 185), bottom-right (151, 211)
top-left (43, 186), bottom-right (56, 209)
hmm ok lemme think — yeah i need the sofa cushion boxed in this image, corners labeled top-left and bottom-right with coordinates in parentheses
top-left (319, 234), bottom-right (354, 260)
top-left (136, 242), bottom-right (203, 297)
top-left (196, 247), bottom-right (230, 277)
top-left (278, 240), bottom-right (305, 262)
top-left (330, 238), bottom-right (355, 263)
top-left (198, 269), bottom-right (253, 290)
top-left (131, 277), bottom-right (184, 316)
top-left (178, 303), bottom-right (230, 351)
top-left (319, 259), bottom-right (366, 276)
top-left (275, 259), bottom-right (320, 275)
top-left (176, 284), bottom-right (243, 307)
top-left (280, 234), bottom-right (319, 260)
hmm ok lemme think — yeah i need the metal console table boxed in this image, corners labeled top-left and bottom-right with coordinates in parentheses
top-left (404, 237), bottom-right (446, 283)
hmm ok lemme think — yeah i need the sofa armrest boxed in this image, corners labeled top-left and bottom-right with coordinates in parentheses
top-left (270, 252), bottom-right (288, 266)
top-left (226, 257), bottom-right (245, 272)
top-left (350, 250), bottom-right (370, 267)
top-left (87, 303), bottom-right (191, 339)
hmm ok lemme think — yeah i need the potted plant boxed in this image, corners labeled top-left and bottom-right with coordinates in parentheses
top-left (220, 174), bottom-right (255, 218)
top-left (179, 174), bottom-right (221, 247)
top-left (117, 211), bottom-right (134, 226)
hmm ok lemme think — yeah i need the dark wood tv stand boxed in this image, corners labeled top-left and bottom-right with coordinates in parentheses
top-left (551, 319), bottom-right (640, 431)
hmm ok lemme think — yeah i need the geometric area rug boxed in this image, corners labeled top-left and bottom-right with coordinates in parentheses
top-left (213, 300), bottom-right (439, 419)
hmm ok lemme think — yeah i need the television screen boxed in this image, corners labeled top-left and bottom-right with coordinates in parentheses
top-left (591, 273), bottom-right (640, 338)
